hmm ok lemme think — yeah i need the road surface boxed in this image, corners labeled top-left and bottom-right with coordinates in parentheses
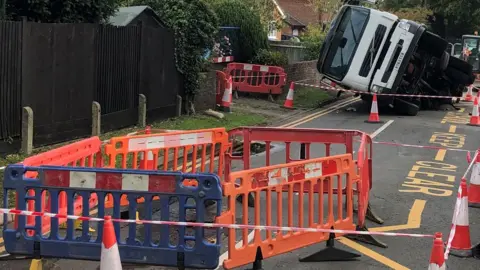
top-left (1, 97), bottom-right (480, 270)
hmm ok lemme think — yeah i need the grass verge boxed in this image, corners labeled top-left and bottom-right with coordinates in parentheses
top-left (0, 111), bottom-right (267, 207)
top-left (277, 86), bottom-right (332, 108)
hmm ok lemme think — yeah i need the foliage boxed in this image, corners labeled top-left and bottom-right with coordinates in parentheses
top-left (212, 35), bottom-right (232, 57)
top-left (205, 0), bottom-right (277, 28)
top-left (381, 0), bottom-right (480, 38)
top-left (392, 7), bottom-right (433, 25)
top-left (308, 0), bottom-right (343, 22)
top-left (250, 49), bottom-right (288, 67)
top-left (209, 0), bottom-right (268, 62)
top-left (5, 0), bottom-right (121, 23)
top-left (131, 0), bottom-right (218, 101)
top-left (301, 23), bottom-right (327, 60)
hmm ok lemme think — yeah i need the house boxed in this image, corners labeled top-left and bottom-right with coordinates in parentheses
top-left (269, 0), bottom-right (331, 40)
top-left (108, 6), bottom-right (166, 28)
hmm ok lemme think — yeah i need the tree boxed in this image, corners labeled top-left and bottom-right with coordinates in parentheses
top-left (210, 0), bottom-right (268, 62)
top-left (309, 0), bottom-right (343, 26)
top-left (5, 0), bottom-right (121, 23)
top-left (131, 0), bottom-right (219, 113)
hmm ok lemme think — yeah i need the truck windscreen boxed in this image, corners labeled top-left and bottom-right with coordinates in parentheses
top-left (320, 7), bottom-right (369, 80)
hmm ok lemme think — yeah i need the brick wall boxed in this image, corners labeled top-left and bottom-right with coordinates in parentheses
top-left (194, 70), bottom-right (217, 111)
top-left (283, 60), bottom-right (320, 90)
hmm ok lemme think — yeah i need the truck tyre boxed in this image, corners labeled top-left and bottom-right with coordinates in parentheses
top-left (394, 98), bottom-right (419, 116)
top-left (448, 56), bottom-right (473, 74)
top-left (445, 67), bottom-right (473, 85)
top-left (439, 51), bottom-right (450, 71)
top-left (419, 32), bottom-right (448, 58)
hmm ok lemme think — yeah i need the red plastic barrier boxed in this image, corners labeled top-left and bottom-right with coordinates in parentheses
top-left (225, 63), bottom-right (287, 95)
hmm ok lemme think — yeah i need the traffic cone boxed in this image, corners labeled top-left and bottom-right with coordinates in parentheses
top-left (467, 97), bottom-right (480, 126)
top-left (100, 216), bottom-right (122, 270)
top-left (465, 85), bottom-right (474, 102)
top-left (468, 151), bottom-right (480, 208)
top-left (282, 82), bottom-right (295, 109)
top-left (428, 232), bottom-right (445, 270)
top-left (365, 94), bottom-right (383, 124)
top-left (221, 76), bottom-right (232, 113)
top-left (448, 178), bottom-right (472, 257)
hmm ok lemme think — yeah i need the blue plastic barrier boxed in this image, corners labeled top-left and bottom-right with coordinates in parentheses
top-left (2, 165), bottom-right (222, 269)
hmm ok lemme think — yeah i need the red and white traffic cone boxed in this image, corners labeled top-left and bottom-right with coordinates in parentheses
top-left (222, 76), bottom-right (232, 113)
top-left (448, 178), bottom-right (472, 257)
top-left (468, 151), bottom-right (480, 208)
top-left (100, 216), bottom-right (122, 270)
top-left (428, 232), bottom-right (445, 270)
top-left (282, 82), bottom-right (295, 109)
top-left (465, 85), bottom-right (474, 102)
top-left (365, 94), bottom-right (383, 124)
top-left (467, 97), bottom-right (480, 126)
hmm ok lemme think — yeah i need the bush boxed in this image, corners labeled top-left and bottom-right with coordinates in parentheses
top-left (301, 24), bottom-right (327, 61)
top-left (210, 0), bottom-right (268, 62)
top-left (131, 0), bottom-right (218, 103)
top-left (250, 49), bottom-right (288, 67)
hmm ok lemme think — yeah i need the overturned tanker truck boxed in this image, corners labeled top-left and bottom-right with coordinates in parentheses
top-left (316, 4), bottom-right (475, 116)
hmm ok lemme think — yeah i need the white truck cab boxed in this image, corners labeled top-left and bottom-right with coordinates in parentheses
top-left (317, 5), bottom-right (474, 115)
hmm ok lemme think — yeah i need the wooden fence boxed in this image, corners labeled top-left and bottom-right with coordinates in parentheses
top-left (0, 20), bottom-right (184, 153)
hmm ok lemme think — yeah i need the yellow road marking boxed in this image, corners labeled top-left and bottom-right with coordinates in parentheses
top-left (370, 200), bottom-right (426, 232)
top-left (434, 150), bottom-right (446, 161)
top-left (338, 238), bottom-right (410, 270)
top-left (449, 125), bottom-right (457, 133)
top-left (281, 97), bottom-right (360, 128)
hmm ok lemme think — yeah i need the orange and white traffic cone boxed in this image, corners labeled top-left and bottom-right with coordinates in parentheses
top-left (468, 151), bottom-right (480, 208)
top-left (100, 216), bottom-right (122, 270)
top-left (448, 178), bottom-right (472, 257)
top-left (465, 85), bottom-right (474, 102)
top-left (365, 94), bottom-right (383, 124)
top-left (282, 82), bottom-right (295, 109)
top-left (467, 97), bottom-right (480, 126)
top-left (428, 232), bottom-right (445, 270)
top-left (222, 76), bottom-right (232, 113)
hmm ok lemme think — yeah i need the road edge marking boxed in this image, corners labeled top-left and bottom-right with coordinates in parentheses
top-left (370, 199), bottom-right (426, 232)
top-left (338, 238), bottom-right (410, 270)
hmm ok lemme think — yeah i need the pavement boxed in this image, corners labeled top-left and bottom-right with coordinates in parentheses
top-left (1, 96), bottom-right (480, 269)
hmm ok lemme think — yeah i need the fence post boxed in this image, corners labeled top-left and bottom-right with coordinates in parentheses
top-left (176, 95), bottom-right (182, 117)
top-left (92, 101), bottom-right (101, 136)
top-left (138, 94), bottom-right (147, 128)
top-left (21, 106), bottom-right (33, 155)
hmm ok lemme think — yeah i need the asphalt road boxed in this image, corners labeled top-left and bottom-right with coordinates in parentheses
top-left (1, 97), bottom-right (480, 270)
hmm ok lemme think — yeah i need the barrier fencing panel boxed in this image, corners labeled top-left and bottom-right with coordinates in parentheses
top-left (103, 128), bottom-right (231, 208)
top-left (3, 165), bottom-right (223, 269)
top-left (14, 137), bottom-right (104, 235)
top-left (225, 63), bottom-right (287, 95)
top-left (225, 127), bottom-right (379, 228)
top-left (216, 154), bottom-right (356, 269)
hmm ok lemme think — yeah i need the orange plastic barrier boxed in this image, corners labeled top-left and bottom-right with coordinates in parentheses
top-left (16, 137), bottom-right (103, 234)
top-left (225, 127), bottom-right (380, 229)
top-left (225, 63), bottom-right (287, 95)
top-left (103, 128), bottom-right (230, 207)
top-left (216, 154), bottom-right (356, 269)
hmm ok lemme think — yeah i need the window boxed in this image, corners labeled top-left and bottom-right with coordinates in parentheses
top-left (321, 7), bottom-right (369, 80)
top-left (292, 29), bottom-right (299, 36)
top-left (268, 21), bottom-right (277, 40)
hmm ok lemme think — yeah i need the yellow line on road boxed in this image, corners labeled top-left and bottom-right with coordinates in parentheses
top-left (435, 150), bottom-right (446, 161)
top-left (370, 200), bottom-right (426, 232)
top-left (338, 238), bottom-right (410, 270)
top-left (281, 97), bottom-right (360, 128)
top-left (448, 125), bottom-right (457, 133)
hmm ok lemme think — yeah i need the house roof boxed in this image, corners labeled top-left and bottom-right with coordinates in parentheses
top-left (274, 0), bottom-right (324, 26)
top-left (108, 6), bottom-right (165, 26)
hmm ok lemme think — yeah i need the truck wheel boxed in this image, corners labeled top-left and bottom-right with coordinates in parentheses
top-left (448, 56), bottom-right (473, 74)
top-left (439, 51), bottom-right (450, 71)
top-left (419, 31), bottom-right (448, 58)
top-left (394, 98), bottom-right (419, 116)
